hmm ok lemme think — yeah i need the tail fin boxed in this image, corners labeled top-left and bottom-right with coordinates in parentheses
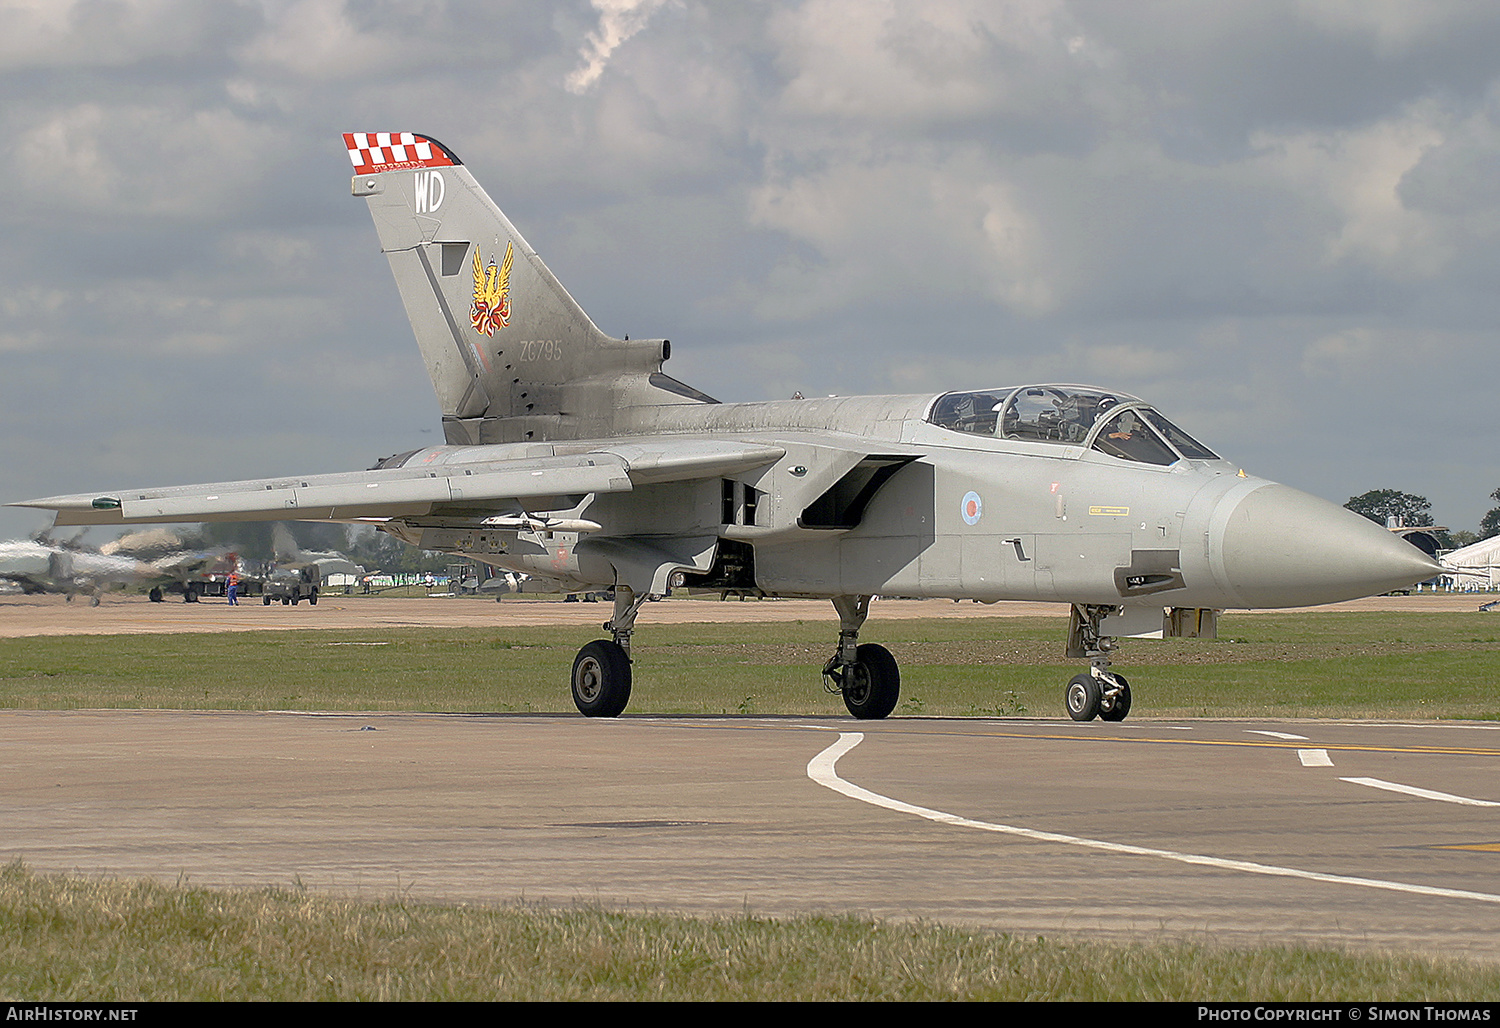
top-left (344, 132), bottom-right (710, 444)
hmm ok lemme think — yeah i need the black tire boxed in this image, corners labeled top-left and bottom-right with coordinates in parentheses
top-left (1066, 673), bottom-right (1101, 722)
top-left (841, 642), bottom-right (900, 720)
top-left (572, 640), bottom-right (632, 717)
top-left (184, 586), bottom-right (197, 603)
top-left (263, 595), bottom-right (271, 605)
top-left (309, 590), bottom-right (318, 606)
top-left (148, 587), bottom-right (163, 603)
top-left (1099, 675), bottom-right (1132, 722)
top-left (282, 597), bottom-right (290, 605)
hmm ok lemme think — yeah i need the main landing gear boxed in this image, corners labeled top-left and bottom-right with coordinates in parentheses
top-left (567, 589), bottom-right (903, 720)
top-left (569, 587), bottom-right (650, 717)
top-left (821, 595), bottom-right (900, 720)
top-left (1063, 603), bottom-right (1132, 722)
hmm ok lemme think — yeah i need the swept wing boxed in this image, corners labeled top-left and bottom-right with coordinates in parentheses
top-left (15, 440), bottom-right (784, 527)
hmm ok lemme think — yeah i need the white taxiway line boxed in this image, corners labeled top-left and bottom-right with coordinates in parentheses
top-left (1340, 777), bottom-right (1500, 807)
top-left (1298, 749), bottom-right (1334, 766)
top-left (807, 732), bottom-right (1500, 905)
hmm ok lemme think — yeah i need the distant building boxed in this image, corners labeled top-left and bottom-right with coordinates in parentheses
top-left (1441, 536), bottom-right (1500, 590)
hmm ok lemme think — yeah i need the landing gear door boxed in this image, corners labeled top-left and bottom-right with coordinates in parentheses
top-left (1100, 605), bottom-right (1165, 639)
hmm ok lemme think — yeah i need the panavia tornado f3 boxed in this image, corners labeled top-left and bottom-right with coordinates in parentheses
top-left (13, 132), bottom-right (1442, 721)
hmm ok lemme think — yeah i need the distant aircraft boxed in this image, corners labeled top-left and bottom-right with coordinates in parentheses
top-left (12, 132), bottom-right (1442, 720)
top-left (101, 530), bottom-right (248, 602)
top-left (479, 570), bottom-right (579, 600)
top-left (0, 535), bottom-right (159, 605)
top-left (0, 530), bottom-right (258, 604)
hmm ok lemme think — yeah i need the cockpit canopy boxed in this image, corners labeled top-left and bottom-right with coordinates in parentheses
top-left (927, 384), bottom-right (1220, 466)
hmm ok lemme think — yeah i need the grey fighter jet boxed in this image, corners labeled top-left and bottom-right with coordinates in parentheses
top-left (12, 132), bottom-right (1441, 721)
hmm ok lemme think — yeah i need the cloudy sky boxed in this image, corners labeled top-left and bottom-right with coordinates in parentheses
top-left (4, 0), bottom-right (1500, 542)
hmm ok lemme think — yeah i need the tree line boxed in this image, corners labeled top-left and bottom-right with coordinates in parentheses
top-left (1344, 487), bottom-right (1500, 549)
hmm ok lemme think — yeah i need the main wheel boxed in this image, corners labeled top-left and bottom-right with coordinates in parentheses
top-left (184, 585), bottom-right (197, 603)
top-left (841, 642), bottom-right (900, 720)
top-left (1066, 673), bottom-right (1101, 722)
top-left (148, 587), bottom-right (163, 603)
top-left (309, 590), bottom-right (318, 606)
top-left (263, 595), bottom-right (271, 605)
top-left (1099, 675), bottom-right (1132, 722)
top-left (572, 640), bottom-right (632, 717)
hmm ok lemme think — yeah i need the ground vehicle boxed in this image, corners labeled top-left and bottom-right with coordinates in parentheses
top-left (262, 565), bottom-right (320, 605)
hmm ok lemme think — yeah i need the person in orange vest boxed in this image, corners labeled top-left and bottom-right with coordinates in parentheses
top-left (226, 570), bottom-right (239, 606)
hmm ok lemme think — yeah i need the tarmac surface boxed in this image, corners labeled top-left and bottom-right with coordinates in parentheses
top-left (3, 591), bottom-right (1499, 958)
top-left (0, 590), bottom-right (1484, 637)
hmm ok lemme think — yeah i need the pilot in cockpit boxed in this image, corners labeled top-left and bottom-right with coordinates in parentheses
top-left (1055, 393), bottom-right (1118, 443)
top-left (1107, 408), bottom-right (1140, 443)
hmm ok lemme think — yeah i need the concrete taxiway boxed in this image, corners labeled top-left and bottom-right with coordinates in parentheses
top-left (4, 709), bottom-right (1498, 958)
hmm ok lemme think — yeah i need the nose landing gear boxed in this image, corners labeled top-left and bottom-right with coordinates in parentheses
top-left (1064, 604), bottom-right (1133, 723)
top-left (1065, 669), bottom-right (1131, 722)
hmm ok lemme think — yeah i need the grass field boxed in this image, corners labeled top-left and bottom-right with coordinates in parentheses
top-left (4, 862), bottom-right (1498, 1002)
top-left (4, 611), bottom-right (1498, 1000)
top-left (1, 611), bottom-right (1497, 720)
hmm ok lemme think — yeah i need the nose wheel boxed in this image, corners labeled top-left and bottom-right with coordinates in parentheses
top-left (1099, 674), bottom-right (1131, 721)
top-left (1066, 671), bottom-right (1131, 722)
top-left (1064, 604), bottom-right (1133, 722)
top-left (1065, 673), bottom-right (1100, 721)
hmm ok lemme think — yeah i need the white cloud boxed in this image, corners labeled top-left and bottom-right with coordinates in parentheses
top-left (10, 105), bottom-right (283, 221)
top-left (768, 0), bottom-right (1094, 123)
top-left (0, 0), bottom-right (234, 70)
top-left (1294, 0), bottom-right (1496, 55)
top-left (1250, 107), bottom-right (1450, 277)
top-left (566, 0), bottom-right (673, 94)
top-left (748, 149), bottom-right (1060, 322)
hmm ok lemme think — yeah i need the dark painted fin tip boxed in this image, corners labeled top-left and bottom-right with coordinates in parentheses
top-left (420, 134), bottom-right (463, 165)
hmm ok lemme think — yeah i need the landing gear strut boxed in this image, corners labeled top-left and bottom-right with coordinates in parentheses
top-left (822, 595), bottom-right (900, 719)
top-left (1064, 604), bottom-right (1132, 722)
top-left (570, 587), bottom-right (651, 718)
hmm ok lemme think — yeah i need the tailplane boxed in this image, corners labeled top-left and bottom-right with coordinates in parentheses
top-left (344, 132), bottom-right (712, 443)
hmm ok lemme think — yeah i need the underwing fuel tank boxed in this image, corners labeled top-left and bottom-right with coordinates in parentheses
top-left (1188, 479), bottom-right (1443, 609)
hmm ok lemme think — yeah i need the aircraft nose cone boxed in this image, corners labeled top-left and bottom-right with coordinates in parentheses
top-left (1218, 484), bottom-right (1443, 608)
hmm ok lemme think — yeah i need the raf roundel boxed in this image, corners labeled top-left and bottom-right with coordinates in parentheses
top-left (961, 490), bottom-right (983, 525)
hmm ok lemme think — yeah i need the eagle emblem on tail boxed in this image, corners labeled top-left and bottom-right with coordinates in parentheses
top-left (470, 242), bottom-right (513, 337)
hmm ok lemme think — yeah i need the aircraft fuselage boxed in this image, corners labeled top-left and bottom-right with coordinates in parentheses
top-left (387, 391), bottom-right (1432, 614)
